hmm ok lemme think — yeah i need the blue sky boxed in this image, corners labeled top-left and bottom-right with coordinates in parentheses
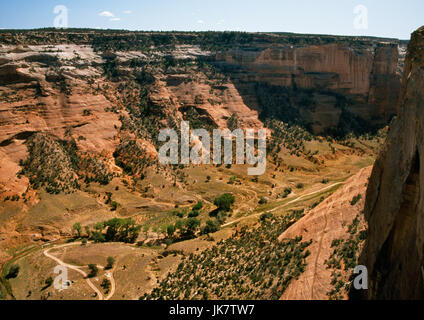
top-left (0, 0), bottom-right (422, 39)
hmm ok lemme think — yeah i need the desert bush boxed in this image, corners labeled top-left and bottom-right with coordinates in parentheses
top-left (88, 264), bottom-right (98, 278)
top-left (5, 264), bottom-right (20, 279)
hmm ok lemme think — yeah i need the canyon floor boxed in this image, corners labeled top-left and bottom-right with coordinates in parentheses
top-left (0, 152), bottom-right (377, 300)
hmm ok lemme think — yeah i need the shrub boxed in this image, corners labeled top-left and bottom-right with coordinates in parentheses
top-left (192, 201), bottom-right (204, 211)
top-left (45, 277), bottom-right (53, 288)
top-left (214, 193), bottom-right (235, 212)
top-left (101, 278), bottom-right (111, 292)
top-left (201, 220), bottom-right (220, 234)
top-left (111, 201), bottom-right (119, 211)
top-left (260, 212), bottom-right (273, 221)
top-left (350, 194), bottom-right (362, 206)
top-left (88, 264), bottom-right (98, 278)
top-left (106, 257), bottom-right (115, 270)
top-left (167, 224), bottom-right (176, 237)
top-left (188, 210), bottom-right (200, 218)
top-left (258, 197), bottom-right (268, 205)
top-left (283, 188), bottom-right (292, 198)
top-left (5, 264), bottom-right (20, 279)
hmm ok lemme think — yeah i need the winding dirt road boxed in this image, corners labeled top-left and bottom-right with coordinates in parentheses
top-left (43, 242), bottom-right (116, 300)
top-left (222, 182), bottom-right (343, 227)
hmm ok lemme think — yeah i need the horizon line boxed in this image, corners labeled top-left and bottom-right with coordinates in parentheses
top-left (0, 27), bottom-right (412, 41)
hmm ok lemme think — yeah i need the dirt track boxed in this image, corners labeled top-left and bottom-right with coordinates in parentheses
top-left (222, 182), bottom-right (343, 227)
top-left (43, 242), bottom-right (116, 300)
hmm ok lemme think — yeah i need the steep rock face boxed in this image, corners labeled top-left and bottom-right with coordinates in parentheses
top-left (361, 26), bottom-right (424, 300)
top-left (0, 46), bottom-right (123, 197)
top-left (0, 31), bottom-right (405, 136)
top-left (0, 64), bottom-right (37, 85)
top-left (215, 43), bottom-right (403, 133)
top-left (161, 74), bottom-right (263, 130)
top-left (279, 166), bottom-right (371, 300)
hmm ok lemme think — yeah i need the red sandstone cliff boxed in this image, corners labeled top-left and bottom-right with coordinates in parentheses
top-left (216, 42), bottom-right (403, 133)
top-left (361, 26), bottom-right (424, 300)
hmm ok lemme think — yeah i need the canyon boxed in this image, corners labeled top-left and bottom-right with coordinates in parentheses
top-left (0, 30), bottom-right (406, 198)
top-left (0, 29), bottom-right (412, 300)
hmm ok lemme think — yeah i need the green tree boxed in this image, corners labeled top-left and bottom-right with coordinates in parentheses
top-left (106, 257), bottom-right (115, 270)
top-left (103, 218), bottom-right (141, 243)
top-left (94, 222), bottom-right (104, 232)
top-left (91, 231), bottom-right (105, 243)
top-left (101, 278), bottom-right (111, 293)
top-left (201, 219), bottom-right (220, 234)
top-left (184, 218), bottom-right (201, 236)
top-left (88, 264), bottom-right (98, 278)
top-left (214, 193), bottom-right (235, 212)
top-left (143, 224), bottom-right (150, 237)
top-left (72, 223), bottom-right (82, 238)
top-left (175, 219), bottom-right (184, 232)
top-left (192, 201), bottom-right (203, 211)
top-left (85, 226), bottom-right (91, 238)
top-left (111, 201), bottom-right (119, 211)
top-left (167, 224), bottom-right (176, 237)
top-left (188, 210), bottom-right (200, 218)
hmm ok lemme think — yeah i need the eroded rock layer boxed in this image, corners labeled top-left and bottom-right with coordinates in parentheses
top-left (279, 166), bottom-right (371, 300)
top-left (361, 26), bottom-right (424, 300)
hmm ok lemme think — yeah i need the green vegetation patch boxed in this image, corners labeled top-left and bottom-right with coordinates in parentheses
top-left (325, 214), bottom-right (367, 300)
top-left (21, 133), bottom-right (80, 194)
top-left (142, 210), bottom-right (311, 300)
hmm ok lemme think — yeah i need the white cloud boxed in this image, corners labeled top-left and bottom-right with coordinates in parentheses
top-left (110, 18), bottom-right (121, 21)
top-left (123, 10), bottom-right (132, 14)
top-left (99, 11), bottom-right (115, 17)
top-left (197, 19), bottom-right (204, 24)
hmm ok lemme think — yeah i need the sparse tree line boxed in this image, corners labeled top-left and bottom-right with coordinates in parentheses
top-left (157, 194), bottom-right (235, 245)
top-left (73, 218), bottom-right (141, 244)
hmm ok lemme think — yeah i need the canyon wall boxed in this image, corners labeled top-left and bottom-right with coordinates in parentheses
top-left (360, 26), bottom-right (424, 300)
top-left (0, 31), bottom-right (406, 198)
top-left (0, 30), bottom-right (406, 136)
top-left (214, 42), bottom-right (403, 134)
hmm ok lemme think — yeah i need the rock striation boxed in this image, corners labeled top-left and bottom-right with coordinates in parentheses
top-left (215, 42), bottom-right (403, 133)
top-left (279, 166), bottom-right (371, 300)
top-left (360, 26), bottom-right (424, 300)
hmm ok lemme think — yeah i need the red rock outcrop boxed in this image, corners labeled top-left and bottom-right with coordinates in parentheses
top-left (360, 26), bottom-right (424, 300)
top-left (279, 166), bottom-right (371, 300)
